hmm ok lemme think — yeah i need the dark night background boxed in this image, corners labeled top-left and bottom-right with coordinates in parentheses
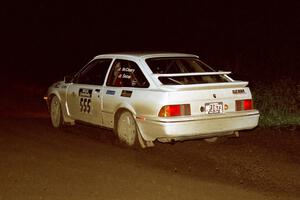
top-left (1, 1), bottom-right (300, 86)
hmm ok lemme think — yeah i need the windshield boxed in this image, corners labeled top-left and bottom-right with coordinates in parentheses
top-left (146, 57), bottom-right (214, 74)
top-left (146, 57), bottom-right (229, 85)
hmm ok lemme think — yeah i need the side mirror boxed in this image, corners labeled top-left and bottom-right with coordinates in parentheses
top-left (64, 74), bottom-right (74, 83)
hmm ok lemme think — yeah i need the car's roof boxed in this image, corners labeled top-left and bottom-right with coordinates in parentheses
top-left (93, 52), bottom-right (199, 60)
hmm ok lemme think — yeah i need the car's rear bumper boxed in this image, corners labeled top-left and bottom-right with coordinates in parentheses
top-left (136, 110), bottom-right (260, 142)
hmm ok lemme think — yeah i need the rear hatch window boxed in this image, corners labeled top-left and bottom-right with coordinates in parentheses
top-left (146, 57), bottom-right (229, 85)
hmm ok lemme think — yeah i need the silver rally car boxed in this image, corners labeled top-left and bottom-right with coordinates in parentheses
top-left (46, 52), bottom-right (259, 148)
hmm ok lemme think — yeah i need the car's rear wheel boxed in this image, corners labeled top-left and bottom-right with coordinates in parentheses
top-left (116, 111), bottom-right (151, 148)
top-left (50, 96), bottom-right (64, 128)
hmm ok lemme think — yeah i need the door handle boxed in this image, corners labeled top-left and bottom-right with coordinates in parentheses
top-left (95, 89), bottom-right (100, 93)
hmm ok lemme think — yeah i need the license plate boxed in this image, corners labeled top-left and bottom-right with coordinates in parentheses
top-left (205, 102), bottom-right (223, 114)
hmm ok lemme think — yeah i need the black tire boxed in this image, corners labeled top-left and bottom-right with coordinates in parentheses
top-left (116, 111), bottom-right (149, 148)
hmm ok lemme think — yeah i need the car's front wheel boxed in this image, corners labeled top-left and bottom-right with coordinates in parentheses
top-left (116, 111), bottom-right (151, 148)
top-left (50, 96), bottom-right (64, 128)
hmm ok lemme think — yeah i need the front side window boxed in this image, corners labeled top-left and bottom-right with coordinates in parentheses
top-left (106, 59), bottom-right (149, 88)
top-left (75, 59), bottom-right (112, 85)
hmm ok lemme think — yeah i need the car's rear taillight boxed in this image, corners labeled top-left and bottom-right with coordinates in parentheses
top-left (236, 99), bottom-right (253, 111)
top-left (158, 104), bottom-right (191, 117)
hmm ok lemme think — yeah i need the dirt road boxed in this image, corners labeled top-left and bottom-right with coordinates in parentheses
top-left (0, 95), bottom-right (300, 200)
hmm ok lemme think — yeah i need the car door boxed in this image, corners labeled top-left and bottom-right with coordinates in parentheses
top-left (102, 59), bottom-right (150, 128)
top-left (66, 58), bottom-right (112, 125)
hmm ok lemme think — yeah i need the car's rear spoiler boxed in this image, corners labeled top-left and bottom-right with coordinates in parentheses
top-left (153, 71), bottom-right (232, 78)
top-left (152, 71), bottom-right (248, 91)
top-left (158, 81), bottom-right (249, 91)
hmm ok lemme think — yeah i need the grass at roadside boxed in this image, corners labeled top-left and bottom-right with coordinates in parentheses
top-left (252, 79), bottom-right (300, 127)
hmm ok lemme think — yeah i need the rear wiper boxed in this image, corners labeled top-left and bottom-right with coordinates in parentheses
top-left (168, 78), bottom-right (183, 85)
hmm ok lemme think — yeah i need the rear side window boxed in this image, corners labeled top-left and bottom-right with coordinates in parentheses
top-left (106, 59), bottom-right (149, 88)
